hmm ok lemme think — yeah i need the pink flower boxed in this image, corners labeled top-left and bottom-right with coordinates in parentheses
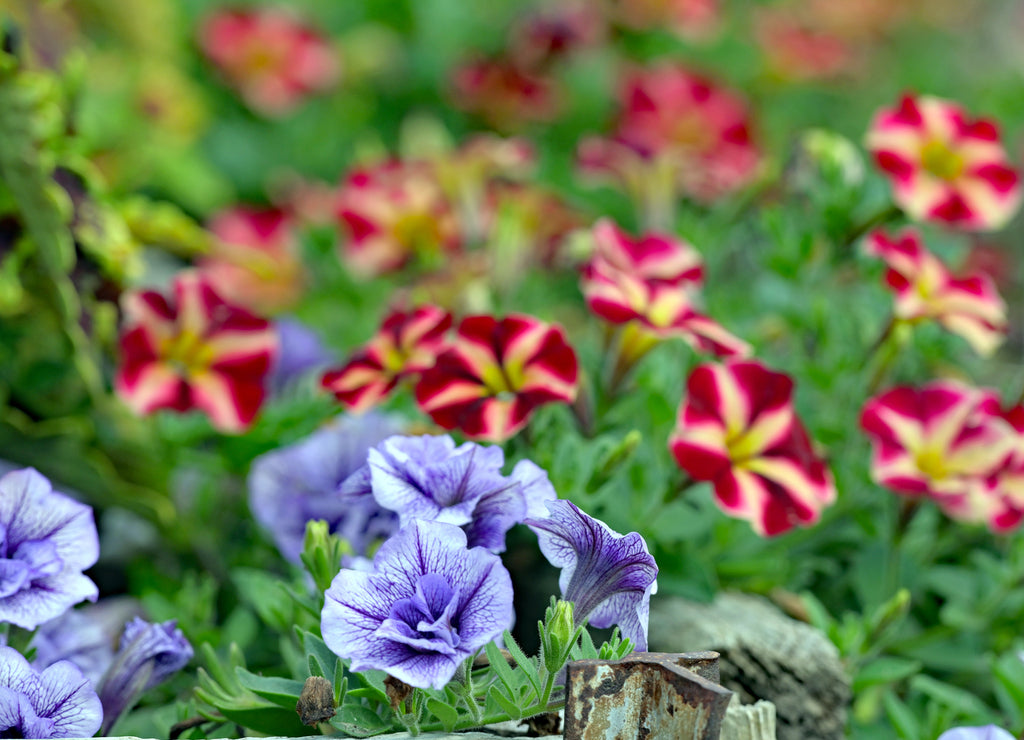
top-left (450, 56), bottom-right (560, 131)
top-left (754, 10), bottom-right (857, 81)
top-left (861, 381), bottom-right (1018, 529)
top-left (199, 7), bottom-right (339, 116)
top-left (509, 3), bottom-right (604, 68)
top-left (608, 0), bottom-right (720, 41)
top-left (864, 228), bottom-right (1007, 356)
top-left (581, 219), bottom-right (750, 358)
top-left (668, 360), bottom-right (836, 536)
top-left (335, 161), bottom-right (460, 277)
top-left (415, 315), bottom-right (578, 442)
top-left (579, 65), bottom-right (760, 206)
top-left (116, 272), bottom-right (277, 433)
top-left (866, 94), bottom-right (1022, 230)
top-left (321, 306), bottom-right (452, 413)
top-left (200, 207), bottom-right (305, 314)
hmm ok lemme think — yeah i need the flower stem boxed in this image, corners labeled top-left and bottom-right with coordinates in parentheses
top-left (843, 203), bottom-right (902, 247)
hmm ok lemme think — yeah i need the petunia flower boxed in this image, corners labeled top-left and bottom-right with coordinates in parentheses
top-left (198, 7), bottom-right (339, 116)
top-left (0, 647), bottom-right (102, 738)
top-left (450, 55), bottom-right (560, 132)
top-left (581, 219), bottom-right (750, 359)
top-left (578, 65), bottom-right (760, 213)
top-left (860, 380), bottom-right (1017, 528)
top-left (248, 414), bottom-right (403, 563)
top-left (866, 94), bottom-right (1022, 230)
top-left (345, 434), bottom-right (557, 553)
top-left (668, 360), bottom-right (837, 536)
top-left (864, 228), bottom-right (1007, 356)
top-left (201, 207), bottom-right (306, 314)
top-left (937, 726), bottom-right (1015, 740)
top-left (0, 468), bottom-right (99, 630)
top-left (321, 519), bottom-right (515, 690)
top-left (96, 618), bottom-right (192, 735)
top-left (335, 161), bottom-right (460, 276)
top-left (607, 0), bottom-right (720, 41)
top-left (415, 314), bottom-right (579, 442)
top-left (116, 271), bottom-right (278, 433)
top-left (266, 318), bottom-right (335, 394)
top-left (321, 306), bottom-right (451, 412)
top-left (524, 499), bottom-right (658, 651)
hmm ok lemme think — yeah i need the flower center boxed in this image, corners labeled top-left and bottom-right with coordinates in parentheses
top-left (375, 574), bottom-right (462, 655)
top-left (162, 329), bottom-right (214, 376)
top-left (915, 447), bottom-right (949, 481)
top-left (919, 139), bottom-right (964, 182)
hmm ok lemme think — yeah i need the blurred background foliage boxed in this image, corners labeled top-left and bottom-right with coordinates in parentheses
top-left (3, 0), bottom-right (1024, 737)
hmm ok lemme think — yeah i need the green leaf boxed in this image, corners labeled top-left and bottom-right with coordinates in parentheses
top-left (334, 662), bottom-right (348, 706)
top-left (882, 690), bottom-right (921, 740)
top-left (909, 675), bottom-right (991, 716)
top-left (329, 705), bottom-right (392, 737)
top-left (485, 641), bottom-right (519, 694)
top-left (234, 668), bottom-right (305, 711)
top-left (425, 698), bottom-right (459, 731)
top-left (502, 631), bottom-right (541, 699)
top-left (487, 685), bottom-right (522, 721)
top-left (300, 630), bottom-right (339, 681)
top-left (853, 658), bottom-right (922, 692)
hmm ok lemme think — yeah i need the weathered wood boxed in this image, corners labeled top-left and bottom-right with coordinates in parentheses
top-left (722, 696), bottom-right (776, 740)
top-left (648, 592), bottom-right (850, 740)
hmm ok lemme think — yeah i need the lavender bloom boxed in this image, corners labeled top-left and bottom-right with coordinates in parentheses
top-left (0, 646), bottom-right (102, 738)
top-left (321, 519), bottom-right (514, 690)
top-left (248, 414), bottom-right (402, 562)
top-left (938, 728), bottom-right (1015, 740)
top-left (267, 318), bottom-right (335, 393)
top-left (0, 469), bottom-right (99, 629)
top-left (96, 618), bottom-right (193, 734)
top-left (354, 435), bottom-right (556, 553)
top-left (525, 500), bottom-right (658, 651)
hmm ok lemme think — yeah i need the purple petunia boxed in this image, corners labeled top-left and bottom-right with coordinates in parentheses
top-left (525, 500), bottom-right (658, 651)
top-left (321, 519), bottom-right (514, 690)
top-left (96, 618), bottom-right (193, 734)
top-left (938, 728), bottom-right (1015, 740)
top-left (267, 318), bottom-right (335, 394)
top-left (248, 414), bottom-right (403, 562)
top-left (347, 434), bottom-right (556, 553)
top-left (0, 646), bottom-right (102, 738)
top-left (0, 469), bottom-right (99, 630)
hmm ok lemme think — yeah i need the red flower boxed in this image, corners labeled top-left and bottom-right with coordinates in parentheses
top-left (866, 94), bottom-right (1022, 231)
top-left (116, 272), bottom-right (277, 433)
top-left (861, 381), bottom-right (1020, 530)
top-left (200, 207), bottom-right (305, 314)
top-left (415, 315), bottom-right (578, 442)
top-left (864, 228), bottom-right (1007, 355)
top-left (579, 65), bottom-right (760, 206)
top-left (199, 7), bottom-right (339, 116)
top-left (668, 360), bottom-right (836, 536)
top-left (336, 161), bottom-right (460, 277)
top-left (322, 306), bottom-right (452, 412)
top-left (450, 56), bottom-right (559, 131)
top-left (581, 219), bottom-right (749, 358)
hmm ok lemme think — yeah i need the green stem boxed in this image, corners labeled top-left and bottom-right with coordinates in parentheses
top-left (417, 700), bottom-right (564, 734)
top-left (843, 204), bottom-right (903, 247)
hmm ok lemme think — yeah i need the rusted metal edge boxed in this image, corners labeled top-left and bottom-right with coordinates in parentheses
top-left (564, 652), bottom-right (733, 739)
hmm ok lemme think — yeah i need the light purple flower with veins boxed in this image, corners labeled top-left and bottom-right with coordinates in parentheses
top-left (0, 468), bottom-right (99, 629)
top-left (525, 499), bottom-right (658, 651)
top-left (248, 414), bottom-right (403, 562)
top-left (0, 646), bottom-right (102, 738)
top-left (350, 435), bottom-right (556, 553)
top-left (938, 727), bottom-right (1015, 740)
top-left (321, 519), bottom-right (514, 689)
top-left (96, 617), bottom-right (193, 734)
